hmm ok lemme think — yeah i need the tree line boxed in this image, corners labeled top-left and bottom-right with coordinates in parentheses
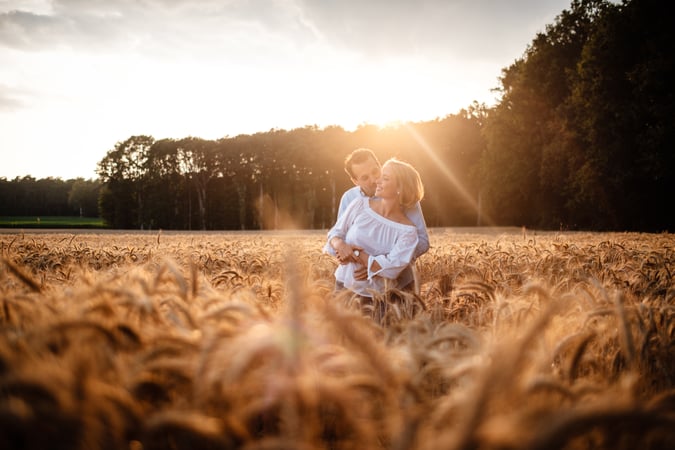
top-left (93, 114), bottom-right (485, 230)
top-left (1, 0), bottom-right (671, 232)
top-left (0, 177), bottom-right (100, 218)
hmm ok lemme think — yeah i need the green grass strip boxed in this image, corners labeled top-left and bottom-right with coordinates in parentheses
top-left (0, 216), bottom-right (108, 228)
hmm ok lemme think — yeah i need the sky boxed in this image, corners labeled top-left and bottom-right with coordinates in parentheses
top-left (1, 0), bottom-right (575, 180)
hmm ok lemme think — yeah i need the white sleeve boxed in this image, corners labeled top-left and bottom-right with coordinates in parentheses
top-left (323, 197), bottom-right (365, 254)
top-left (367, 229), bottom-right (418, 280)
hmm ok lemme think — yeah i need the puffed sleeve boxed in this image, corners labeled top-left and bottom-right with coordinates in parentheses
top-left (367, 228), bottom-right (418, 280)
top-left (323, 197), bottom-right (366, 254)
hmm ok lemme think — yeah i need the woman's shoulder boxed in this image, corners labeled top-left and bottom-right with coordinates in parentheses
top-left (368, 198), bottom-right (415, 226)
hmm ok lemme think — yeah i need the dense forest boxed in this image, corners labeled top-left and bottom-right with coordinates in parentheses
top-left (1, 0), bottom-right (672, 232)
top-left (0, 177), bottom-right (101, 219)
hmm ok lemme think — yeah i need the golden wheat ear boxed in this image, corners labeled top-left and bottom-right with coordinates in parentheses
top-left (2, 257), bottom-right (42, 293)
top-left (141, 410), bottom-right (248, 450)
top-left (0, 375), bottom-right (82, 449)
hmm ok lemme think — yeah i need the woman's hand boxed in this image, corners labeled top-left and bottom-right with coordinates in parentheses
top-left (353, 265), bottom-right (368, 280)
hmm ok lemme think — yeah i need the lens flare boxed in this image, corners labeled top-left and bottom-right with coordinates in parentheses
top-left (403, 123), bottom-right (495, 227)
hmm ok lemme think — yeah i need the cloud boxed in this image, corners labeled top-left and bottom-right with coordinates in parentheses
top-left (0, 88), bottom-right (23, 110)
top-left (0, 10), bottom-right (59, 49)
top-left (0, 8), bottom-right (128, 51)
top-left (295, 0), bottom-right (565, 62)
top-left (0, 0), bottom-right (563, 58)
top-left (0, 83), bottom-right (37, 110)
top-left (0, 0), bottom-right (315, 57)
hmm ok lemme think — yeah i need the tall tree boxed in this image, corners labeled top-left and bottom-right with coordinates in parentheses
top-left (97, 135), bottom-right (154, 228)
top-left (145, 138), bottom-right (187, 229)
top-left (175, 137), bottom-right (218, 230)
top-left (481, 0), bottom-right (613, 228)
top-left (215, 135), bottom-right (259, 230)
top-left (567, 0), bottom-right (674, 230)
top-left (68, 178), bottom-right (101, 217)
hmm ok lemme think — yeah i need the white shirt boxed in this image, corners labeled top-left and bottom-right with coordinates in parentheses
top-left (328, 197), bottom-right (418, 297)
top-left (337, 186), bottom-right (429, 259)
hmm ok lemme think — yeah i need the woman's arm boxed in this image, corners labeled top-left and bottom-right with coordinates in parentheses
top-left (329, 236), bottom-right (361, 263)
top-left (323, 197), bottom-right (365, 261)
top-left (359, 230), bottom-right (418, 280)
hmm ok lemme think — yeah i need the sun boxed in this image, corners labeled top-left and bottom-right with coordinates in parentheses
top-left (309, 55), bottom-right (482, 132)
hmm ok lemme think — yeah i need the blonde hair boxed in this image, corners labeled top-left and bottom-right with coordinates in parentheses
top-left (383, 158), bottom-right (424, 209)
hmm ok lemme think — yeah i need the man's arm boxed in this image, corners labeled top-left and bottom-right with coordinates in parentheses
top-left (324, 195), bottom-right (365, 260)
top-left (325, 187), bottom-right (363, 257)
top-left (405, 202), bottom-right (430, 258)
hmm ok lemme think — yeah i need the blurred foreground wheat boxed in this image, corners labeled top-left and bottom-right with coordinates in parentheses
top-left (0, 229), bottom-right (673, 449)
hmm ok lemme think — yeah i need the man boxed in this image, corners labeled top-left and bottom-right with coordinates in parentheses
top-left (325, 148), bottom-right (429, 291)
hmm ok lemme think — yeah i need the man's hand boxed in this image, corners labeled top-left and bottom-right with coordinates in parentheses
top-left (351, 248), bottom-right (370, 280)
top-left (331, 237), bottom-right (362, 265)
top-left (353, 265), bottom-right (368, 281)
top-left (354, 252), bottom-right (380, 280)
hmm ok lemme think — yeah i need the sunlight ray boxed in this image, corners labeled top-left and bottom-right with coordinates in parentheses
top-left (403, 123), bottom-right (495, 226)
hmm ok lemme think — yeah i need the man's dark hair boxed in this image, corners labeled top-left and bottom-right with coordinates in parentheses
top-left (344, 148), bottom-right (380, 179)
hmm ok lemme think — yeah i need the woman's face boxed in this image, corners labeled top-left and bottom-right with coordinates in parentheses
top-left (375, 163), bottom-right (398, 199)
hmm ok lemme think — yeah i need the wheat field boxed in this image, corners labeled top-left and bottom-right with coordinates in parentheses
top-left (0, 228), bottom-right (673, 450)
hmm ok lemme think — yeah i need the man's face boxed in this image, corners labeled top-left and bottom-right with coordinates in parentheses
top-left (350, 157), bottom-right (381, 197)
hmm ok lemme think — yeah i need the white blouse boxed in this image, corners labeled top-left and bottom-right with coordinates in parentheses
top-left (326, 197), bottom-right (418, 297)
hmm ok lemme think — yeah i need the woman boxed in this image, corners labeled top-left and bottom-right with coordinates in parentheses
top-left (326, 158), bottom-right (424, 297)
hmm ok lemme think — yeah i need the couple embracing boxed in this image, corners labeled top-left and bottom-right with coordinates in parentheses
top-left (324, 148), bottom-right (429, 314)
